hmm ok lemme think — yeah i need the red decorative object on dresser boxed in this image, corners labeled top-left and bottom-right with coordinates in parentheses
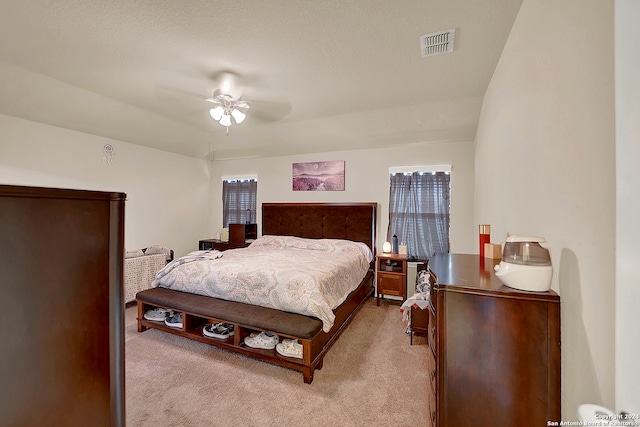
top-left (426, 253), bottom-right (561, 427)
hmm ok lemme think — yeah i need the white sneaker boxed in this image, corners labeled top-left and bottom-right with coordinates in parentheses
top-left (144, 308), bottom-right (173, 322)
top-left (276, 339), bottom-right (303, 359)
top-left (244, 332), bottom-right (279, 349)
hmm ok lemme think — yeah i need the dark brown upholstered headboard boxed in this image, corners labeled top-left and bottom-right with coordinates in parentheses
top-left (262, 202), bottom-right (377, 254)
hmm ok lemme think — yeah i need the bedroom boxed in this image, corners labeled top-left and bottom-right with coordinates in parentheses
top-left (0, 0), bottom-right (638, 425)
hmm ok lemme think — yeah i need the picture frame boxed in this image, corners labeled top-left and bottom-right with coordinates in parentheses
top-left (292, 161), bottom-right (345, 191)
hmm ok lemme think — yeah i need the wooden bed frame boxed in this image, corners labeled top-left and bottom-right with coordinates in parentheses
top-left (136, 202), bottom-right (377, 383)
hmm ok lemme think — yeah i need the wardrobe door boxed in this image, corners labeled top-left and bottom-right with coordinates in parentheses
top-left (0, 185), bottom-right (125, 427)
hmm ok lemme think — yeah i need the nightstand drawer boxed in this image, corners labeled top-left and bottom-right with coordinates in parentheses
top-left (377, 272), bottom-right (405, 296)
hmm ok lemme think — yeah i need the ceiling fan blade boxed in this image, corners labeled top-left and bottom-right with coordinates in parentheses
top-left (154, 85), bottom-right (207, 114)
top-left (245, 99), bottom-right (292, 123)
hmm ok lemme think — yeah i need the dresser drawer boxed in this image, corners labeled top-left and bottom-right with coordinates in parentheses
top-left (427, 307), bottom-right (437, 427)
top-left (427, 340), bottom-right (437, 427)
top-left (428, 309), bottom-right (437, 357)
top-left (428, 350), bottom-right (437, 395)
top-left (428, 388), bottom-right (437, 427)
top-left (430, 285), bottom-right (437, 309)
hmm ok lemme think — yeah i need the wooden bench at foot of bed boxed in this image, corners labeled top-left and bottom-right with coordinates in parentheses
top-left (136, 270), bottom-right (374, 384)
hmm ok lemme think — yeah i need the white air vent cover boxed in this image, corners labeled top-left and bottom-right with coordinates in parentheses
top-left (420, 29), bottom-right (456, 57)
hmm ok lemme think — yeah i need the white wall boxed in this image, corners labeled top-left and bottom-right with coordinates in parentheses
top-left (0, 114), bottom-right (211, 257)
top-left (210, 141), bottom-right (476, 255)
top-left (615, 0), bottom-right (640, 415)
top-left (475, 0), bottom-right (615, 418)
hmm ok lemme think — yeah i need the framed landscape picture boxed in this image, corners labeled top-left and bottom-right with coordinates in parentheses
top-left (292, 160), bottom-right (345, 191)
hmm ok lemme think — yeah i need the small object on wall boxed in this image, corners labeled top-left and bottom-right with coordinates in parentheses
top-left (292, 160), bottom-right (345, 191)
top-left (484, 243), bottom-right (502, 259)
top-left (392, 234), bottom-right (399, 254)
top-left (399, 244), bottom-right (408, 255)
top-left (382, 241), bottom-right (392, 253)
top-left (102, 144), bottom-right (115, 166)
top-left (479, 224), bottom-right (490, 257)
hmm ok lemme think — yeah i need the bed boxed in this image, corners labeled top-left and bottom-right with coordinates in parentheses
top-left (136, 202), bottom-right (377, 383)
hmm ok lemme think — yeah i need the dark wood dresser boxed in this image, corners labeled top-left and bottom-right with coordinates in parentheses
top-left (427, 253), bottom-right (561, 427)
top-left (0, 185), bottom-right (126, 426)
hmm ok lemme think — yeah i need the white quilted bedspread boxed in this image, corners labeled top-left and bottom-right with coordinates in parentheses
top-left (152, 235), bottom-right (373, 332)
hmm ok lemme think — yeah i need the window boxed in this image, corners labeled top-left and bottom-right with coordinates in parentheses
top-left (222, 177), bottom-right (257, 227)
top-left (387, 169), bottom-right (450, 259)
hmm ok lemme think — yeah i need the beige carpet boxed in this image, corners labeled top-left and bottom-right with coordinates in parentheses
top-left (125, 298), bottom-right (428, 426)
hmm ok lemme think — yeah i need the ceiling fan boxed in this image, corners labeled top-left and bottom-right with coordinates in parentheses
top-left (155, 69), bottom-right (291, 133)
top-left (202, 70), bottom-right (292, 134)
top-left (206, 90), bottom-right (250, 130)
top-left (205, 72), bottom-right (250, 134)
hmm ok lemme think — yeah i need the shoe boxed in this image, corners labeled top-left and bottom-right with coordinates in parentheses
top-left (144, 308), bottom-right (173, 322)
top-left (203, 322), bottom-right (234, 339)
top-left (244, 332), bottom-right (279, 349)
top-left (276, 339), bottom-right (303, 359)
top-left (164, 312), bottom-right (183, 328)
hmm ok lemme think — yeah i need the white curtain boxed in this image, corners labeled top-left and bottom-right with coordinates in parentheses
top-left (387, 172), bottom-right (450, 259)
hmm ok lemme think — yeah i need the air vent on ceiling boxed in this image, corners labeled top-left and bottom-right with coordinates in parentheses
top-left (420, 29), bottom-right (456, 57)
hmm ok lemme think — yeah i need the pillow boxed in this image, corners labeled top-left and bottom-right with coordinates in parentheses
top-left (125, 249), bottom-right (144, 259)
top-left (144, 245), bottom-right (173, 261)
top-left (415, 266), bottom-right (438, 294)
top-left (250, 235), bottom-right (331, 251)
top-left (247, 235), bottom-right (285, 249)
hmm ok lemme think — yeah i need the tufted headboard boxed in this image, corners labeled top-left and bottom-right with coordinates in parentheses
top-left (262, 202), bottom-right (377, 255)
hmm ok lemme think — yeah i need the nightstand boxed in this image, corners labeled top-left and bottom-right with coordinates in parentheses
top-left (375, 253), bottom-right (408, 305)
top-left (199, 223), bottom-right (257, 251)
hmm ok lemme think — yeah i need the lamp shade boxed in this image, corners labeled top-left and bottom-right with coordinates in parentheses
top-left (219, 114), bottom-right (232, 127)
top-left (209, 106), bottom-right (224, 121)
top-left (231, 108), bottom-right (246, 124)
top-left (382, 241), bottom-right (392, 253)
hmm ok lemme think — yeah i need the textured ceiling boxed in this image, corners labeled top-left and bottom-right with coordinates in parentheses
top-left (0, 1), bottom-right (522, 160)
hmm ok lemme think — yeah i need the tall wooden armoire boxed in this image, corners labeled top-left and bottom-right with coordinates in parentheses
top-left (0, 185), bottom-right (126, 426)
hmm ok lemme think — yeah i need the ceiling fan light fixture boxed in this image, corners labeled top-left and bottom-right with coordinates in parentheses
top-left (209, 106), bottom-right (224, 121)
top-left (219, 114), bottom-right (232, 127)
top-left (206, 91), bottom-right (250, 133)
top-left (231, 108), bottom-right (246, 124)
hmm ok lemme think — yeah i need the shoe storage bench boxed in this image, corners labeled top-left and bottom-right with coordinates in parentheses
top-left (136, 273), bottom-right (373, 384)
